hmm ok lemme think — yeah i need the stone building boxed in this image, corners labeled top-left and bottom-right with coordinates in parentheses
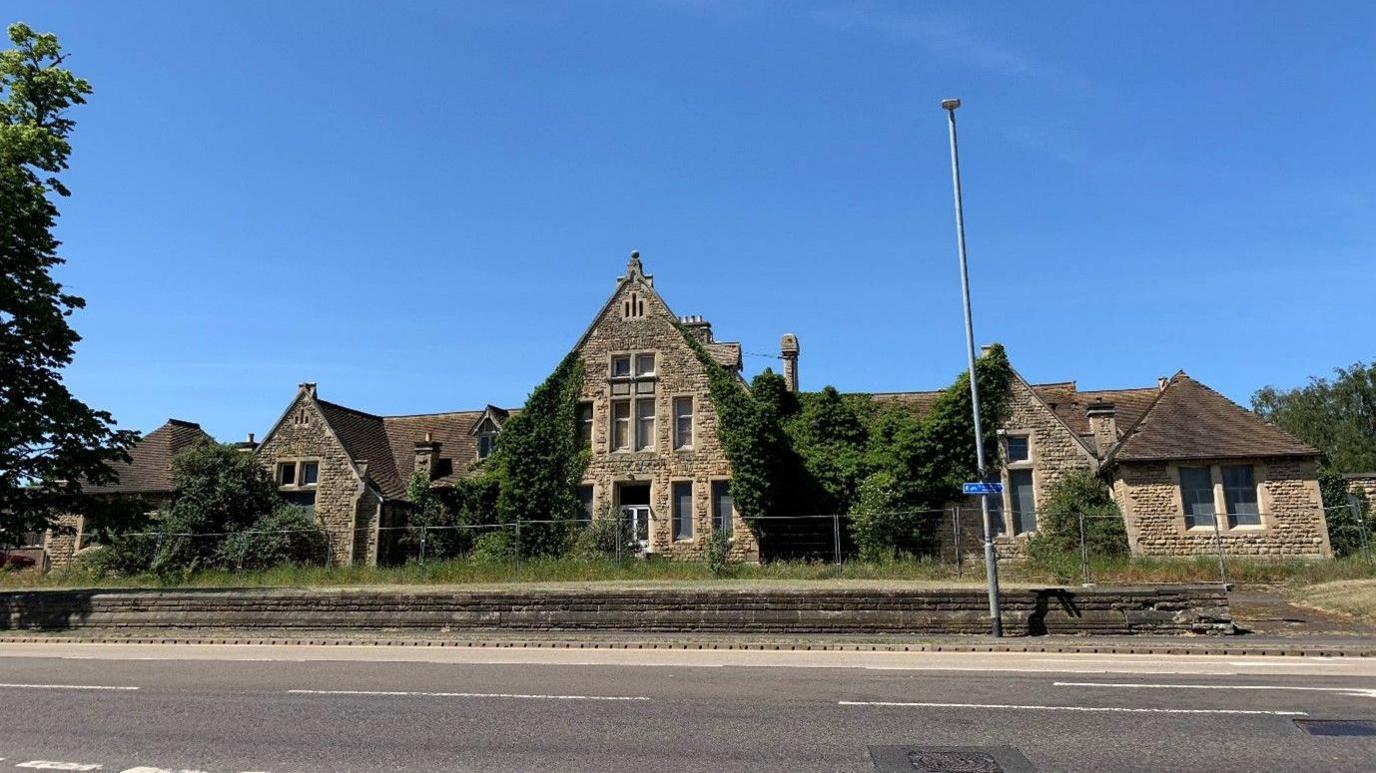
top-left (40, 419), bottom-right (213, 568)
top-left (253, 384), bottom-right (498, 565)
top-left (569, 251), bottom-right (758, 561)
top-left (876, 364), bottom-right (1331, 559)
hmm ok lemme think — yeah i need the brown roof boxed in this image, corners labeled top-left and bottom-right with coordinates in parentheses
top-left (87, 419), bottom-right (213, 495)
top-left (382, 411), bottom-right (486, 489)
top-left (1031, 383), bottom-right (1158, 440)
top-left (867, 390), bottom-right (945, 419)
top-left (705, 342), bottom-right (742, 370)
top-left (316, 399), bottom-right (511, 499)
top-left (1109, 374), bottom-right (1318, 463)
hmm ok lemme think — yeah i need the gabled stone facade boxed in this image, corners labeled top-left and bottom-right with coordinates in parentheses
top-left (570, 252), bottom-right (758, 561)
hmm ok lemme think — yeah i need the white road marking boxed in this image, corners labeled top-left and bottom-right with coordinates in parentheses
top-left (838, 700), bottom-right (1307, 716)
top-left (0, 683), bottom-right (138, 692)
top-left (1054, 681), bottom-right (1376, 698)
top-left (1228, 660), bottom-right (1342, 667)
top-left (16, 763), bottom-right (103, 771)
top-left (288, 688), bottom-right (650, 701)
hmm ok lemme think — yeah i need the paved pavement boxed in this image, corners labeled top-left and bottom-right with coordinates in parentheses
top-left (0, 641), bottom-right (1374, 771)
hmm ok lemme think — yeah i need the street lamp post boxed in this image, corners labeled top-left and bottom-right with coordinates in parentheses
top-left (941, 98), bottom-right (1003, 637)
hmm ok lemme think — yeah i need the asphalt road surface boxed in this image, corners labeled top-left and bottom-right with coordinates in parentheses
top-left (0, 642), bottom-right (1374, 772)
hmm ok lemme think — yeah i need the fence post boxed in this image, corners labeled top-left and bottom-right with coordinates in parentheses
top-left (832, 513), bottom-right (842, 566)
top-left (418, 526), bottom-right (427, 566)
top-left (513, 519), bottom-right (521, 579)
top-left (1210, 513), bottom-right (1229, 587)
top-left (953, 507), bottom-right (962, 577)
top-left (1351, 500), bottom-right (1372, 562)
top-left (1078, 511), bottom-right (1090, 586)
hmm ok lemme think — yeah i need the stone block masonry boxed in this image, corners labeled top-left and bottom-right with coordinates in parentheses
top-left (0, 585), bottom-right (1233, 636)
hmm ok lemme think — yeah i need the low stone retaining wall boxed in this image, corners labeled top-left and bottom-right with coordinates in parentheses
top-left (0, 585), bottom-right (1234, 636)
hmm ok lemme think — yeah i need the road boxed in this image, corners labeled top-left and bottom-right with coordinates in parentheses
top-left (0, 641), bottom-right (1373, 772)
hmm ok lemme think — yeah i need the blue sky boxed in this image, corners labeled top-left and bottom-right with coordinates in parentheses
top-left (11, 1), bottom-right (1375, 442)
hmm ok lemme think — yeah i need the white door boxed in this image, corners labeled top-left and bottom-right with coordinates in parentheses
top-left (621, 505), bottom-right (651, 553)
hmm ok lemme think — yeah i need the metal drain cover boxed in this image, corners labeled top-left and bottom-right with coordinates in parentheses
top-left (1294, 719), bottom-right (1376, 736)
top-left (868, 746), bottom-right (1036, 773)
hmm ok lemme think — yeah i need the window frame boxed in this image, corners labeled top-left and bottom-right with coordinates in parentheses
top-left (1222, 465), bottom-right (1260, 527)
top-left (277, 461), bottom-right (297, 487)
top-left (610, 399), bottom-right (632, 452)
top-left (1008, 468), bottom-right (1037, 535)
top-left (634, 398), bottom-right (656, 452)
top-left (577, 402), bottom-right (594, 449)
top-left (1179, 465), bottom-right (1218, 530)
top-left (711, 480), bottom-right (733, 537)
top-left (672, 395), bottom-right (694, 450)
top-left (671, 481), bottom-right (694, 541)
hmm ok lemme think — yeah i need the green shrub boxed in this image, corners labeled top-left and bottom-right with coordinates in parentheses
top-left (850, 470), bottom-right (932, 560)
top-left (1026, 469), bottom-right (1130, 560)
top-left (218, 506), bottom-right (328, 571)
top-left (469, 529), bottom-right (513, 563)
top-left (706, 529), bottom-right (732, 576)
top-left (572, 513), bottom-right (638, 560)
top-left (75, 532), bottom-right (158, 577)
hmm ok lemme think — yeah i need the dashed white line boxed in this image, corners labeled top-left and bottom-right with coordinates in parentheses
top-left (287, 689), bottom-right (649, 701)
top-left (1054, 681), bottom-right (1376, 698)
top-left (838, 700), bottom-right (1307, 716)
top-left (0, 683), bottom-right (138, 692)
top-left (15, 763), bottom-right (103, 771)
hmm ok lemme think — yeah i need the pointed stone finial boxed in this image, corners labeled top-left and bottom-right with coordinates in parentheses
top-left (620, 249), bottom-right (652, 286)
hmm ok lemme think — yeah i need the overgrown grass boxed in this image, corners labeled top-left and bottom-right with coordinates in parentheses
top-left (1288, 579), bottom-right (1376, 624)
top-left (2, 553), bottom-right (1373, 591)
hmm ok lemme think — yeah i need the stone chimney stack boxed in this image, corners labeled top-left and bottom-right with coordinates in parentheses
top-left (233, 432), bottom-right (257, 453)
top-left (680, 315), bottom-right (713, 343)
top-left (414, 431), bottom-right (441, 480)
top-left (780, 333), bottom-right (800, 393)
top-left (1157, 376), bottom-right (1169, 392)
top-left (1086, 402), bottom-right (1118, 456)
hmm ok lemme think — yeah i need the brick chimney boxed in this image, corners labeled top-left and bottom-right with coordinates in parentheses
top-left (780, 333), bottom-right (800, 393)
top-left (233, 432), bottom-right (257, 453)
top-left (1086, 402), bottom-right (1117, 456)
top-left (680, 315), bottom-right (713, 343)
top-left (414, 431), bottom-right (441, 480)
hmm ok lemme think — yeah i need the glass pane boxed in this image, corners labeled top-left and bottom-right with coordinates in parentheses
top-left (636, 400), bottom-right (655, 451)
top-left (1006, 436), bottom-right (1029, 463)
top-left (611, 356), bottom-right (631, 377)
top-left (578, 403), bottom-right (593, 448)
top-left (300, 462), bottom-right (318, 486)
top-left (635, 380), bottom-right (656, 395)
top-left (673, 483), bottom-right (693, 540)
top-left (636, 353), bottom-right (656, 376)
top-left (1179, 467), bottom-right (1215, 528)
top-left (577, 485), bottom-right (594, 523)
top-left (674, 397), bottom-right (693, 448)
top-left (1223, 466), bottom-right (1259, 525)
top-left (612, 401), bottom-right (630, 450)
top-left (712, 481), bottom-right (733, 535)
top-left (1010, 469), bottom-right (1036, 534)
top-left (278, 463), bottom-right (296, 486)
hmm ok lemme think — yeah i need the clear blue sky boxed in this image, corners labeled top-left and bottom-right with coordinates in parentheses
top-left (11, 1), bottom-right (1375, 442)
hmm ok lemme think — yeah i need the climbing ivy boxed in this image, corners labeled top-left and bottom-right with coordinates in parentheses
top-left (681, 322), bottom-right (1015, 560)
top-left (490, 352), bottom-right (589, 557)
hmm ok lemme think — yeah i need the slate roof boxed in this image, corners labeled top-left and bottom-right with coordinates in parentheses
top-left (86, 419), bottom-right (213, 495)
top-left (1108, 374), bottom-right (1318, 463)
top-left (315, 400), bottom-right (511, 499)
top-left (859, 372), bottom-right (1315, 465)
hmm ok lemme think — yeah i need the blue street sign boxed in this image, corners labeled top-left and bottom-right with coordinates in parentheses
top-left (962, 482), bottom-right (1004, 496)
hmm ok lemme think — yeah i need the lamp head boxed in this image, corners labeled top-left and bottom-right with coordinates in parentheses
top-left (940, 98), bottom-right (961, 111)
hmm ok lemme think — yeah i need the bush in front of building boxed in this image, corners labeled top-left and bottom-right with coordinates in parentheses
top-left (1026, 469), bottom-right (1130, 563)
top-left (571, 509), bottom-right (639, 560)
top-left (218, 506), bottom-right (328, 571)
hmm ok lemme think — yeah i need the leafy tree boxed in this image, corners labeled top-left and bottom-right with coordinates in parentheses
top-left (149, 442), bottom-right (283, 572)
top-left (1026, 469), bottom-right (1129, 560)
top-left (218, 506), bottom-right (327, 571)
top-left (1253, 361), bottom-right (1376, 474)
top-left (1, 23), bottom-right (138, 544)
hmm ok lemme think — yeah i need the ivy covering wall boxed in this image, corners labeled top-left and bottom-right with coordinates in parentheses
top-left (681, 325), bottom-right (1014, 559)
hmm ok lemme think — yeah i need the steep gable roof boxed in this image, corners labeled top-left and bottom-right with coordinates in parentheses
top-left (314, 400), bottom-right (407, 499)
top-left (86, 419), bottom-right (212, 495)
top-left (1107, 373), bottom-right (1318, 463)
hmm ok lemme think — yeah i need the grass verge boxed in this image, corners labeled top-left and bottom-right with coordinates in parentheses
top-left (1, 553), bottom-right (1372, 591)
top-left (1287, 579), bottom-right (1376, 624)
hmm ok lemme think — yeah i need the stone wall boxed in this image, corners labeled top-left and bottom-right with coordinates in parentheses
top-left (1116, 457), bottom-right (1330, 557)
top-left (255, 390), bottom-right (368, 565)
top-left (0, 585), bottom-right (1234, 636)
top-left (575, 263), bottom-right (758, 562)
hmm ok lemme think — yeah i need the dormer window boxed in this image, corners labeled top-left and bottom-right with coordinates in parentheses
top-left (477, 429), bottom-right (496, 460)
